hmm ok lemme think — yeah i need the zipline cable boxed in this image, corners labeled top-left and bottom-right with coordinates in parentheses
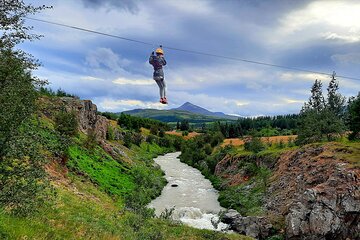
top-left (25, 17), bottom-right (360, 81)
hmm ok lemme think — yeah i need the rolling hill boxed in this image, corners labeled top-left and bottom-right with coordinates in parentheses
top-left (122, 102), bottom-right (238, 123)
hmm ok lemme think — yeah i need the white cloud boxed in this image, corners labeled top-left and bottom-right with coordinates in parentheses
top-left (98, 98), bottom-right (166, 111)
top-left (112, 77), bottom-right (154, 85)
top-left (324, 32), bottom-right (360, 43)
top-left (279, 72), bottom-right (329, 82)
top-left (332, 52), bottom-right (360, 64)
top-left (85, 48), bottom-right (131, 70)
top-left (269, 1), bottom-right (360, 46)
top-left (80, 76), bottom-right (104, 81)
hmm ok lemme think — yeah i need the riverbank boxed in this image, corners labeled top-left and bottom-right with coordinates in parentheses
top-left (179, 133), bottom-right (360, 239)
top-left (149, 152), bottom-right (227, 231)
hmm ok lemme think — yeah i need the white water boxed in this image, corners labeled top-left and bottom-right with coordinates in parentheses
top-left (148, 152), bottom-right (228, 231)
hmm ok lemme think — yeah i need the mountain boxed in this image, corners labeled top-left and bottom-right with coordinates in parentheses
top-left (173, 102), bottom-right (229, 118)
top-left (122, 102), bottom-right (238, 123)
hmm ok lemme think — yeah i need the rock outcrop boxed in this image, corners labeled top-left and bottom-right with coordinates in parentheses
top-left (60, 97), bottom-right (108, 140)
top-left (38, 97), bottom-right (109, 140)
top-left (267, 144), bottom-right (360, 240)
top-left (223, 209), bottom-right (273, 239)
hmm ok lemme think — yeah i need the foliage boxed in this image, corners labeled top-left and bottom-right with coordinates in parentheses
top-left (348, 92), bottom-right (360, 140)
top-left (0, 0), bottom-right (49, 152)
top-left (84, 130), bottom-right (98, 150)
top-left (297, 79), bottom-right (345, 145)
top-left (0, 119), bottom-right (59, 216)
top-left (38, 87), bottom-right (78, 98)
top-left (180, 120), bottom-right (190, 131)
top-left (180, 132), bottom-right (225, 178)
top-left (118, 113), bottom-right (169, 132)
top-left (123, 132), bottom-right (132, 148)
top-left (125, 164), bottom-right (166, 215)
top-left (100, 111), bottom-right (119, 121)
top-left (132, 132), bottom-right (143, 146)
top-left (54, 111), bottom-right (78, 137)
top-left (0, 50), bottom-right (39, 153)
top-left (106, 125), bottom-right (115, 141)
top-left (212, 114), bottom-right (299, 138)
top-left (244, 136), bottom-right (266, 153)
top-left (218, 166), bottom-right (271, 216)
top-left (327, 72), bottom-right (346, 118)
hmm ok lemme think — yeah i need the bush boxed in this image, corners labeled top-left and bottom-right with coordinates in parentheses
top-left (146, 135), bottom-right (157, 144)
top-left (244, 137), bottom-right (266, 153)
top-left (0, 121), bottom-right (55, 216)
top-left (132, 132), bottom-right (143, 146)
top-left (123, 132), bottom-right (132, 148)
top-left (55, 111), bottom-right (78, 136)
top-left (158, 128), bottom-right (165, 138)
top-left (84, 130), bottom-right (98, 150)
top-left (106, 126), bottom-right (115, 140)
top-left (182, 131), bottom-right (189, 136)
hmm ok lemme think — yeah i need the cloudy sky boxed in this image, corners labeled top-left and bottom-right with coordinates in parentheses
top-left (22, 0), bottom-right (360, 116)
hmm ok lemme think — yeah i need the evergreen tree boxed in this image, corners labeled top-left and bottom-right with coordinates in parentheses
top-left (307, 79), bottom-right (325, 112)
top-left (297, 78), bottom-right (345, 145)
top-left (327, 72), bottom-right (346, 118)
top-left (348, 92), bottom-right (360, 139)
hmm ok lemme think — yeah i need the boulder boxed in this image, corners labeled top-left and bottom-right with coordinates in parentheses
top-left (223, 209), bottom-right (273, 239)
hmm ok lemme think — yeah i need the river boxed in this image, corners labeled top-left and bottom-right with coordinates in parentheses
top-left (148, 152), bottom-right (228, 231)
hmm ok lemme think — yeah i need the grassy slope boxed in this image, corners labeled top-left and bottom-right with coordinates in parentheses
top-left (0, 174), bottom-right (251, 240)
top-left (0, 108), bottom-right (251, 239)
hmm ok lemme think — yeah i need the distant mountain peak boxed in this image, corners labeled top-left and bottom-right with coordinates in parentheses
top-left (172, 102), bottom-right (231, 118)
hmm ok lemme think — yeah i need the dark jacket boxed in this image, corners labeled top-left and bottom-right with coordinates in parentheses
top-left (149, 54), bottom-right (167, 80)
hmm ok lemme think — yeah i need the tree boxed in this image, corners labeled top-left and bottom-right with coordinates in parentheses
top-left (180, 120), bottom-right (190, 131)
top-left (0, 1), bottom-right (51, 215)
top-left (297, 78), bottom-right (345, 145)
top-left (307, 79), bottom-right (325, 112)
top-left (327, 72), bottom-right (346, 118)
top-left (348, 92), bottom-right (360, 139)
top-left (0, 1), bottom-right (49, 154)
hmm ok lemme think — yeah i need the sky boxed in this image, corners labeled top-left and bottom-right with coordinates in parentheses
top-left (21, 0), bottom-right (360, 116)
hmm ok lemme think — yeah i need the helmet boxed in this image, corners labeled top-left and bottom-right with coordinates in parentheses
top-left (155, 48), bottom-right (164, 55)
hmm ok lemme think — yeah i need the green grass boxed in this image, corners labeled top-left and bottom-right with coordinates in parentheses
top-left (0, 176), bottom-right (252, 240)
top-left (67, 145), bottom-right (135, 197)
top-left (331, 139), bottom-right (360, 168)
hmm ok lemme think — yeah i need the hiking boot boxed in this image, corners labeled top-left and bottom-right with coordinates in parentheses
top-left (163, 97), bottom-right (168, 104)
top-left (160, 98), bottom-right (164, 103)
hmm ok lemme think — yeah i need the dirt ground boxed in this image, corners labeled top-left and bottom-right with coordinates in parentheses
top-left (222, 135), bottom-right (297, 147)
top-left (165, 130), bottom-right (201, 140)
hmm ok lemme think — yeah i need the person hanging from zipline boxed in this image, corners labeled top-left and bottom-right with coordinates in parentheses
top-left (149, 46), bottom-right (167, 104)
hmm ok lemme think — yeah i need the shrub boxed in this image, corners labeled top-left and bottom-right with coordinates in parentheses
top-left (0, 121), bottom-right (54, 216)
top-left (55, 111), bottom-right (78, 136)
top-left (182, 131), bottom-right (189, 136)
top-left (132, 132), bottom-right (143, 146)
top-left (84, 130), bottom-right (98, 150)
top-left (146, 135), bottom-right (157, 144)
top-left (123, 132), bottom-right (132, 148)
top-left (244, 137), bottom-right (265, 153)
top-left (158, 128), bottom-right (165, 138)
top-left (106, 125), bottom-right (115, 140)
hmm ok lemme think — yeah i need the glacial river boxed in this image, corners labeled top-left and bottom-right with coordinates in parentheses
top-left (148, 152), bottom-right (228, 231)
